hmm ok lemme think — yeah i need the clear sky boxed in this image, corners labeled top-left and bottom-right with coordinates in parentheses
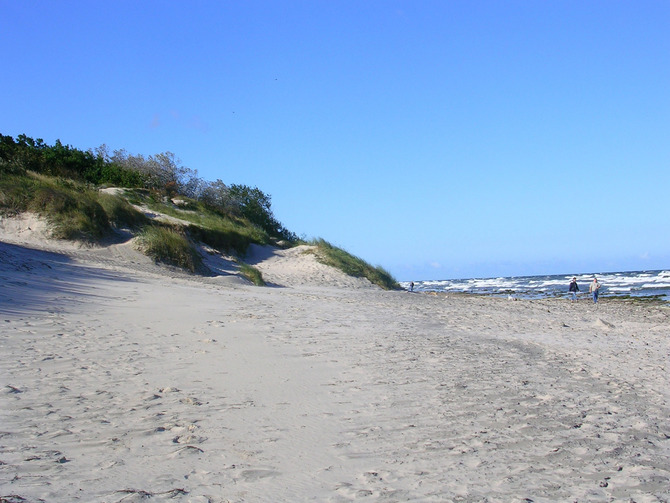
top-left (3, 1), bottom-right (669, 281)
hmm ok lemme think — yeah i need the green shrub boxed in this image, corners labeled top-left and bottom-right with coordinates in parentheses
top-left (227, 184), bottom-right (296, 242)
top-left (136, 226), bottom-right (202, 273)
top-left (94, 162), bottom-right (147, 187)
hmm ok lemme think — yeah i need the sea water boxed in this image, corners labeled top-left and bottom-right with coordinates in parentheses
top-left (402, 270), bottom-right (670, 301)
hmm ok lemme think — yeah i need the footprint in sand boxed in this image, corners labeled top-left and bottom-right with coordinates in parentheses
top-left (172, 434), bottom-right (207, 444)
top-left (179, 396), bottom-right (203, 406)
top-left (169, 445), bottom-right (205, 457)
top-left (238, 469), bottom-right (280, 481)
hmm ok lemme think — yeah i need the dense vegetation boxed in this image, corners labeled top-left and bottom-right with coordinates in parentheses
top-left (0, 133), bottom-right (294, 242)
top-left (0, 133), bottom-right (400, 289)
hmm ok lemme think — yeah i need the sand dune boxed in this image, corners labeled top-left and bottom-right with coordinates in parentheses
top-left (1, 218), bottom-right (669, 502)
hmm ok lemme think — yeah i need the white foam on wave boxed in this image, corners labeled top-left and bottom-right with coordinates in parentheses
top-left (409, 269), bottom-right (669, 300)
top-left (642, 282), bottom-right (670, 289)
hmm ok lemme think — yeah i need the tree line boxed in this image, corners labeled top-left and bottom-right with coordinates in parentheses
top-left (0, 133), bottom-right (296, 242)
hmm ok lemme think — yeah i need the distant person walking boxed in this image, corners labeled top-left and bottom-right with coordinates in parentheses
top-left (569, 277), bottom-right (579, 301)
top-left (589, 277), bottom-right (601, 304)
top-left (409, 281), bottom-right (414, 292)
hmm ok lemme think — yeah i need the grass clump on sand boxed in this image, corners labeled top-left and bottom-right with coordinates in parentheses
top-left (1, 173), bottom-right (108, 241)
top-left (136, 226), bottom-right (202, 273)
top-left (97, 192), bottom-right (150, 230)
top-left (0, 173), bottom-right (37, 214)
top-left (124, 189), bottom-right (270, 255)
top-left (309, 238), bottom-right (401, 290)
top-left (0, 173), bottom-right (149, 241)
top-left (238, 262), bottom-right (266, 286)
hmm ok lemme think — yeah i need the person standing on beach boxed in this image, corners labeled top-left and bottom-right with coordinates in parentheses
top-left (569, 277), bottom-right (579, 301)
top-left (410, 281), bottom-right (414, 292)
top-left (589, 277), bottom-right (601, 304)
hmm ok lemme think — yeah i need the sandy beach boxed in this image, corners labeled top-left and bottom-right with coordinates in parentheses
top-left (1, 219), bottom-right (669, 502)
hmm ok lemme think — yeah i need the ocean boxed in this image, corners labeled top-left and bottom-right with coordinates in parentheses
top-left (401, 270), bottom-right (670, 301)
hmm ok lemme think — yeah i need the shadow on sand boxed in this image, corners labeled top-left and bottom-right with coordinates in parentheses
top-left (0, 241), bottom-right (135, 317)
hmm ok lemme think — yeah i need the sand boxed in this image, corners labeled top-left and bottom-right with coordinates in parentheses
top-left (1, 215), bottom-right (669, 502)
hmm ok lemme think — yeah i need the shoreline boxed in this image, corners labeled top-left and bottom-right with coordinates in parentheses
top-left (403, 270), bottom-right (670, 304)
top-left (1, 239), bottom-right (669, 501)
top-left (416, 289), bottom-right (670, 305)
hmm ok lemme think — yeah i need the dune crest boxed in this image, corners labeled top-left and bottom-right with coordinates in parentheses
top-left (0, 213), bottom-right (374, 289)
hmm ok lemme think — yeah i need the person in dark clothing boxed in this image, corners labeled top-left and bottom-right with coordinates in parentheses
top-left (568, 277), bottom-right (579, 301)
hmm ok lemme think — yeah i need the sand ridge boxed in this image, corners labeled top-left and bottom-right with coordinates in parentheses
top-left (1, 221), bottom-right (669, 502)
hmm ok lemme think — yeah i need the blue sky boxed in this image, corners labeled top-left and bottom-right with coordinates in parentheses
top-left (3, 1), bottom-right (669, 281)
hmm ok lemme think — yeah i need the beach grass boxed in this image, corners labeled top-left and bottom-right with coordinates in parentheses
top-left (238, 262), bottom-right (266, 286)
top-left (97, 192), bottom-right (150, 230)
top-left (124, 189), bottom-right (271, 254)
top-left (1, 170), bottom-right (400, 287)
top-left (0, 173), bottom-right (35, 214)
top-left (136, 225), bottom-right (203, 273)
top-left (0, 174), bottom-right (274, 272)
top-left (1, 172), bottom-right (110, 241)
top-left (308, 238), bottom-right (400, 290)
